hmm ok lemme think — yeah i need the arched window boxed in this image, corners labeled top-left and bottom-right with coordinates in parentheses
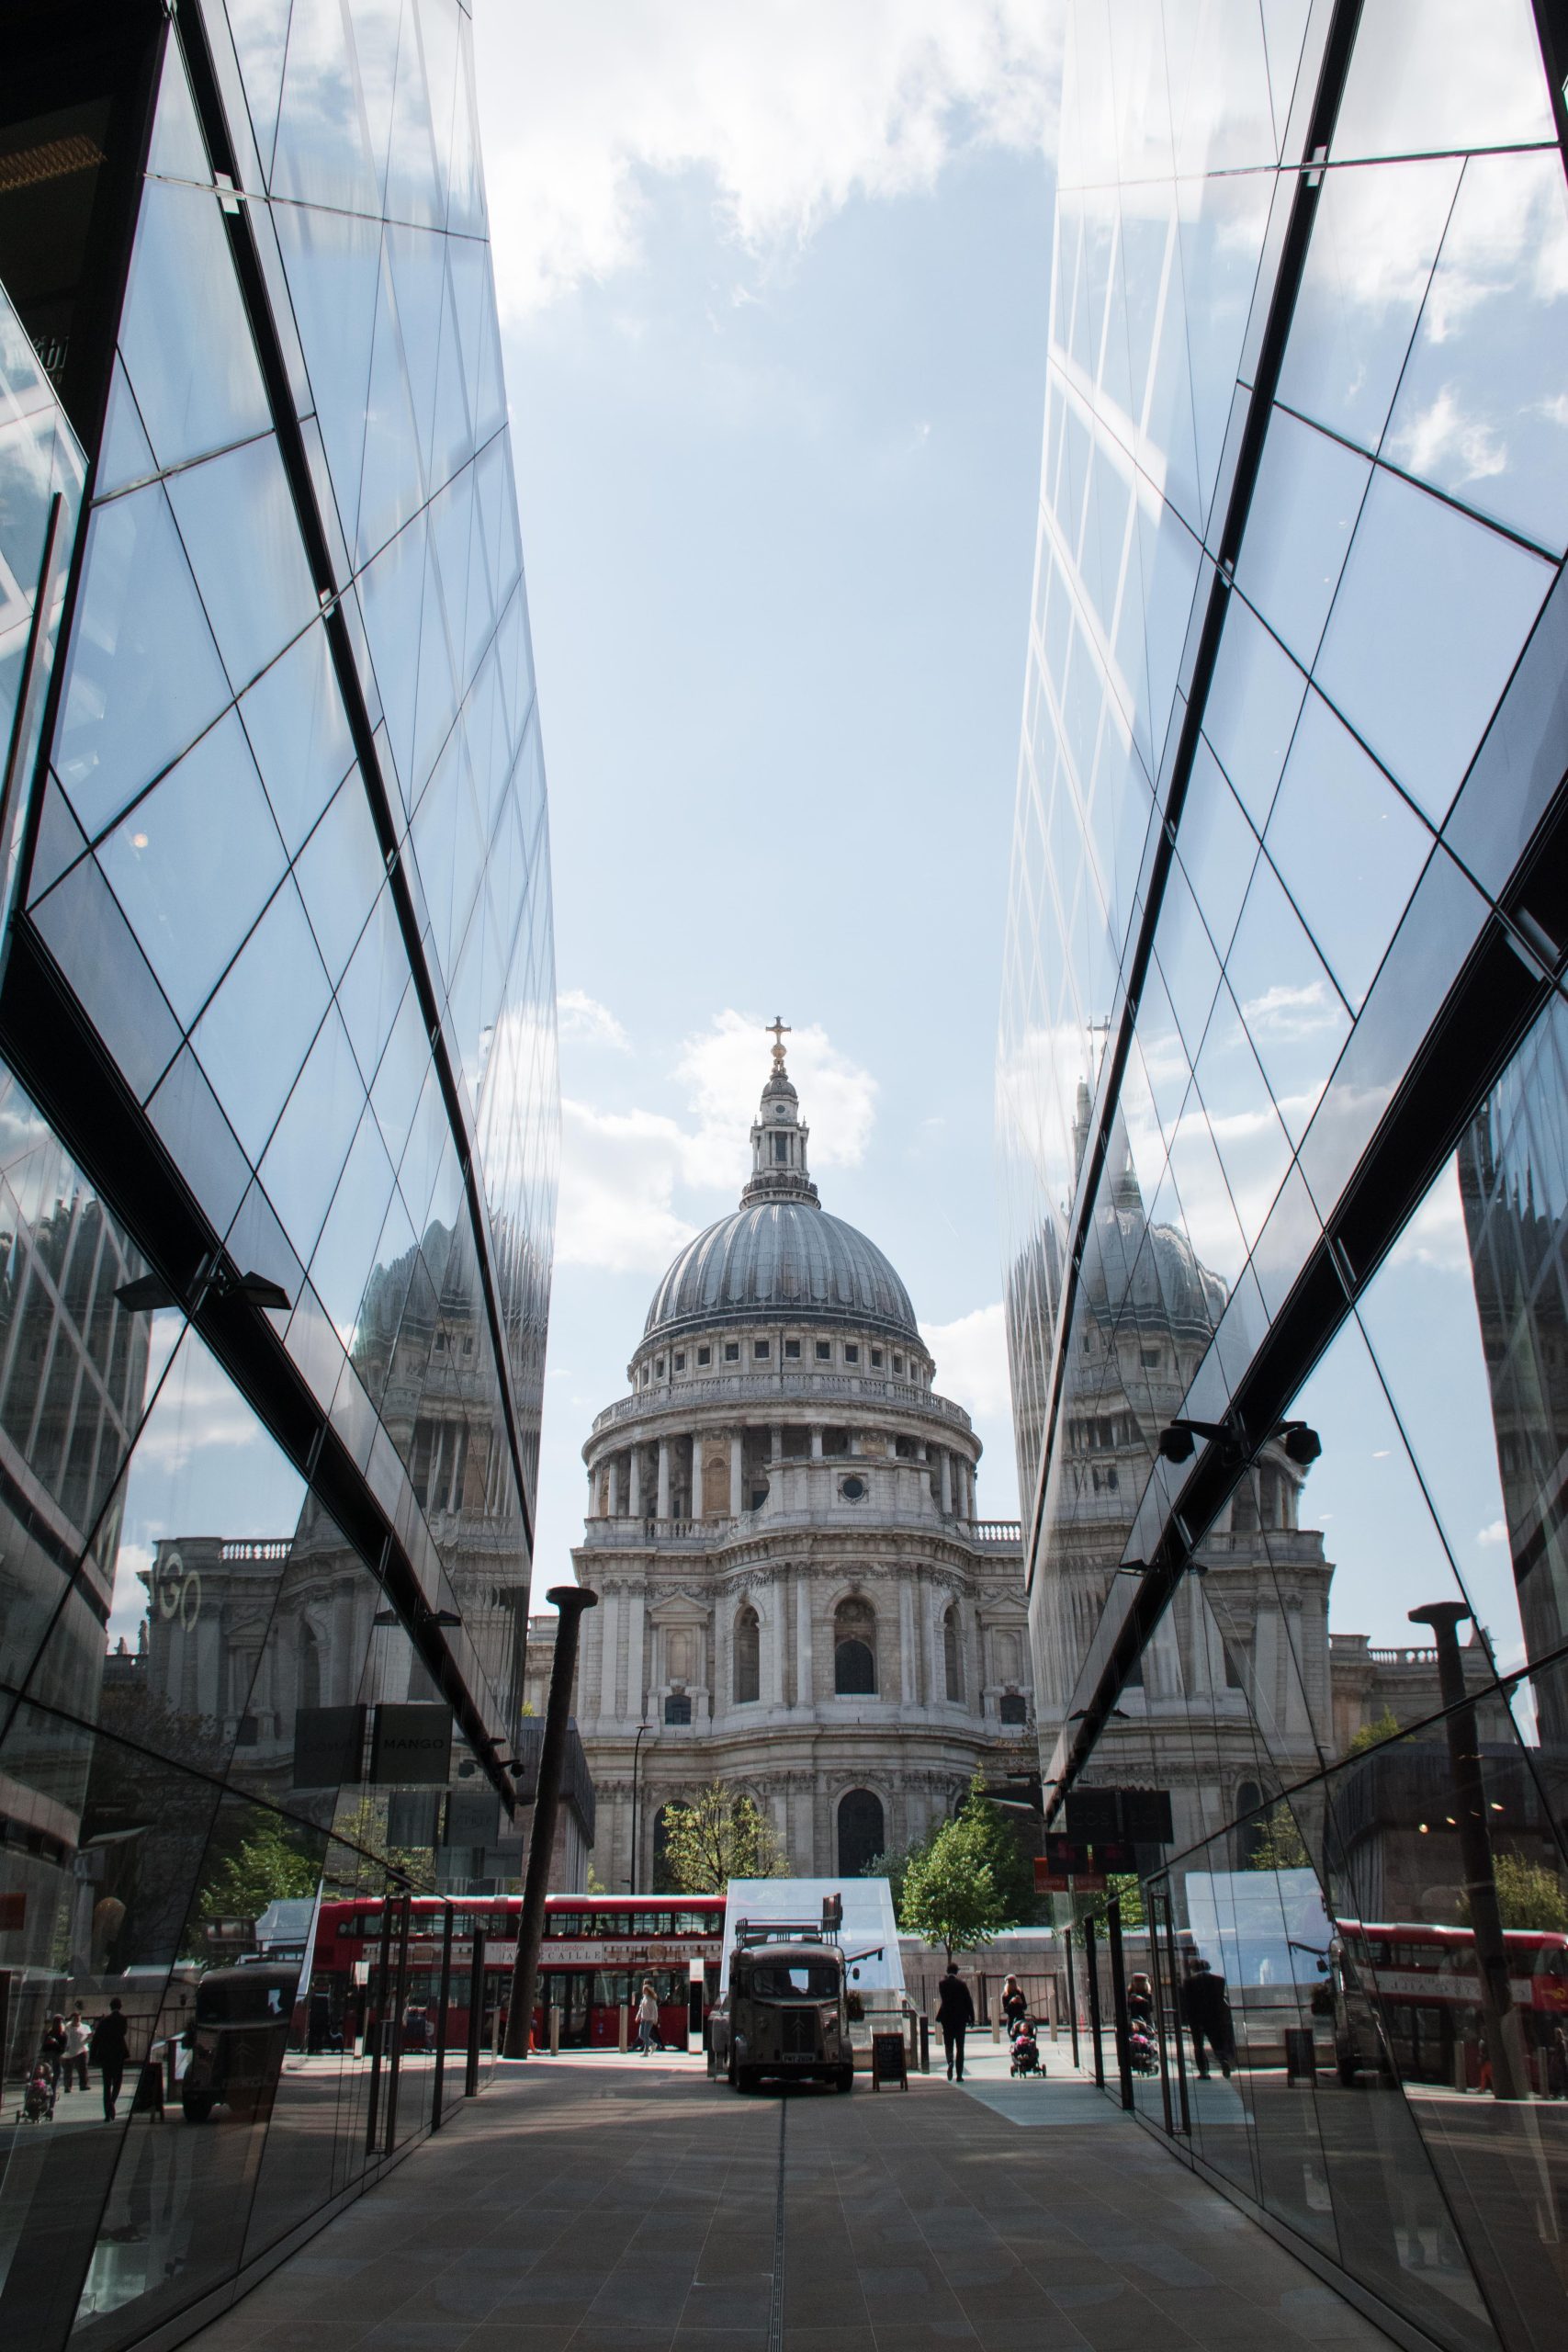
top-left (734, 1605), bottom-right (761, 1704)
top-left (652, 1803), bottom-right (679, 1893)
top-left (942, 1605), bottom-right (963, 1702)
top-left (833, 1598), bottom-right (877, 1695)
top-left (1235, 1779), bottom-right (1265, 1869)
top-left (297, 1624), bottom-right (321, 1713)
top-left (838, 1788), bottom-right (885, 1877)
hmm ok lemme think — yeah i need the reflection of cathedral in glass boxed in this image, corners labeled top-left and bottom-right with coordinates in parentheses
top-left (0, 5), bottom-right (558, 2345)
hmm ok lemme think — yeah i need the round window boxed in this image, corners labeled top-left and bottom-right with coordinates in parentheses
top-left (840, 1475), bottom-right (867, 1502)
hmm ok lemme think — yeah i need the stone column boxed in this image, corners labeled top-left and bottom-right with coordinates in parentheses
top-left (657, 1439), bottom-right (671, 1520)
top-left (628, 1444), bottom-right (642, 1517)
top-left (899, 1576), bottom-right (919, 1705)
top-left (770, 1424), bottom-right (783, 1462)
top-left (691, 1432), bottom-right (705, 1521)
top-left (925, 1580), bottom-right (945, 1702)
top-left (598, 1585), bottom-right (620, 1720)
top-left (729, 1431), bottom-right (744, 1517)
top-left (796, 1572), bottom-right (814, 1707)
top-left (767, 1582), bottom-right (785, 1708)
top-left (626, 1589), bottom-right (646, 1724)
top-left (810, 1427), bottom-right (824, 1459)
top-left (939, 1450), bottom-right (953, 1515)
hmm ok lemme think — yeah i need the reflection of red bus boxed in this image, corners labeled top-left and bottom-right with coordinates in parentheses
top-left (311, 1895), bottom-right (725, 2053)
top-left (1331, 1920), bottom-right (1568, 2088)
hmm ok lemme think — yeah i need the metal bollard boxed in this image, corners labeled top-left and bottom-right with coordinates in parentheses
top-left (919, 2014), bottom-right (931, 2074)
top-left (618, 2004), bottom-right (628, 2052)
top-left (549, 2006), bottom-right (561, 2056)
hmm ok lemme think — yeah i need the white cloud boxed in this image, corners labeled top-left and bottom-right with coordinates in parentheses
top-left (475, 2), bottom-right (1064, 317)
top-left (920, 1300), bottom-right (1013, 1420)
top-left (1386, 385), bottom-right (1506, 488)
top-left (1240, 979), bottom-right (1342, 1040)
top-left (558, 989), bottom-right (631, 1050)
top-left (556, 1099), bottom-right (696, 1272)
top-left (555, 1011), bottom-right (876, 1272)
top-left (1477, 1517), bottom-right (1508, 1549)
top-left (1387, 1158), bottom-right (1472, 1275)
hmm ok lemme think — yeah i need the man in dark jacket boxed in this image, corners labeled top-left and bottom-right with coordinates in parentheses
top-left (91, 1997), bottom-right (130, 2120)
top-left (935, 1963), bottom-right (975, 2082)
top-left (1179, 1960), bottom-right (1235, 2078)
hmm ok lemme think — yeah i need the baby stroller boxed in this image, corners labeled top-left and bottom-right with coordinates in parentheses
top-left (1009, 2016), bottom-right (1043, 2077)
top-left (1127, 2021), bottom-right (1159, 2075)
top-left (23, 2062), bottom-right (57, 2122)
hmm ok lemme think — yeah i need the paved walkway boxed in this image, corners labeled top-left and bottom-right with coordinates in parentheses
top-left (186, 2051), bottom-right (1398, 2352)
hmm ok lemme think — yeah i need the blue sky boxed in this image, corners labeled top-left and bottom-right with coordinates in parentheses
top-left (473, 8), bottom-right (1062, 1584)
top-left (468, 6), bottom-right (1529, 1689)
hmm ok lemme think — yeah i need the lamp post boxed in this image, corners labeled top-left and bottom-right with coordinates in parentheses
top-left (502, 1585), bottom-right (597, 2060)
top-left (628, 1720), bottom-right (653, 1892)
top-left (1407, 1600), bottom-right (1523, 2101)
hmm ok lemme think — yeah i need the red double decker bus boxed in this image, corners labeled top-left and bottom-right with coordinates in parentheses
top-left (310, 1894), bottom-right (725, 2053)
top-left (1330, 1919), bottom-right (1568, 2088)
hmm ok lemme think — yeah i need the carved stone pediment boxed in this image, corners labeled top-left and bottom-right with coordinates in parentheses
top-left (647, 1589), bottom-right (712, 1627)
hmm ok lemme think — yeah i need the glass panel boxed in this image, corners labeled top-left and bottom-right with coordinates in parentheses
top-left (191, 879), bottom-right (331, 1163)
top-left (1331, 0), bottom-right (1554, 162)
top-left (1314, 469), bottom-right (1553, 828)
top-left (50, 487), bottom-right (230, 842)
top-left (164, 435), bottom-right (318, 694)
top-left (237, 621), bottom-right (355, 858)
top-left (96, 710), bottom-right (287, 1027)
top-left (1235, 410), bottom-right (1371, 672)
top-left (1383, 150), bottom-right (1568, 557)
top-left (117, 180), bottom-right (271, 473)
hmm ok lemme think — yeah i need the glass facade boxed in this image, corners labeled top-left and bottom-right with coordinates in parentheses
top-left (0, 6), bottom-right (557, 2348)
top-left (999, 6), bottom-right (1568, 2346)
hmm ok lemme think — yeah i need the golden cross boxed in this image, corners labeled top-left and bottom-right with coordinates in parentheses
top-left (767, 1015), bottom-right (791, 1066)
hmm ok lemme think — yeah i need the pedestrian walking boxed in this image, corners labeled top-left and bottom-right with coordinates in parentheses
top-left (1000, 1974), bottom-right (1028, 2033)
top-left (1179, 1960), bottom-right (1235, 2078)
top-left (935, 1963), bottom-right (975, 2082)
top-left (90, 1997), bottom-right (130, 2120)
top-left (63, 2005), bottom-right (91, 2093)
top-left (636, 1980), bottom-right (660, 2056)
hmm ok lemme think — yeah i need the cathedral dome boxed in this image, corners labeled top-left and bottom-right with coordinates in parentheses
top-left (1079, 1160), bottom-right (1227, 1341)
top-left (644, 1203), bottom-right (919, 1344)
top-left (641, 1025), bottom-right (920, 1347)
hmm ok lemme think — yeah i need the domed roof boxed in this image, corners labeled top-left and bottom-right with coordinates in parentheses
top-left (1079, 1163), bottom-right (1227, 1341)
top-left (644, 1202), bottom-right (919, 1344)
top-left (641, 1035), bottom-right (920, 1347)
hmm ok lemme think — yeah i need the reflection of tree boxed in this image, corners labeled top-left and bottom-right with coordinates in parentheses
top-left (658, 1783), bottom-right (786, 1892)
top-left (197, 1814), bottom-right (319, 1919)
top-left (1244, 1803), bottom-right (1310, 1872)
top-left (81, 1683), bottom-right (242, 1969)
top-left (1460, 1854), bottom-right (1568, 1934)
top-left (325, 1795), bottom-right (434, 1894)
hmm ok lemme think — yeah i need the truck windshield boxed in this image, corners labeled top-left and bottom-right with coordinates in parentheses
top-left (745, 1962), bottom-right (839, 1999)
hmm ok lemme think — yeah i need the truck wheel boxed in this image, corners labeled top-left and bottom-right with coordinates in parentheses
top-left (181, 2086), bottom-right (215, 2123)
top-left (835, 2067), bottom-right (853, 2093)
top-left (738, 2066), bottom-right (760, 2094)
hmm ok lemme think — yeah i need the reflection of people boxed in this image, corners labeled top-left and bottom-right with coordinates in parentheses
top-left (936, 1964), bottom-right (975, 2082)
top-left (64, 2005), bottom-right (91, 2092)
top-left (39, 2014), bottom-right (67, 2090)
top-left (1180, 1961), bottom-right (1234, 2078)
top-left (1126, 1973), bottom-right (1155, 2029)
top-left (637, 1980), bottom-right (660, 2054)
top-left (91, 1997), bottom-right (130, 2120)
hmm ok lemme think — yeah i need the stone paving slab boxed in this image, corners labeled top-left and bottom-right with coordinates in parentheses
top-left (182, 2053), bottom-right (1397, 2352)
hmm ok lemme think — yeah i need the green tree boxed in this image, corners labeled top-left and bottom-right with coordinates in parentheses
top-left (324, 1795), bottom-right (436, 1894)
top-left (1462, 1855), bottom-right (1568, 1934)
top-left (1346, 1707), bottom-right (1404, 1757)
top-left (862, 1841), bottom-right (924, 1916)
top-left (1103, 1871), bottom-right (1145, 1927)
top-left (198, 1814), bottom-right (320, 1920)
top-left (900, 1784), bottom-right (1025, 1963)
top-left (1246, 1802), bottom-right (1310, 1872)
top-left (660, 1781), bottom-right (787, 1893)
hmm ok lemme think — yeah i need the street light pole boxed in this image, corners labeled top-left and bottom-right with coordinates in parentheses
top-left (1408, 1600), bottom-right (1523, 2101)
top-left (502, 1584), bottom-right (597, 2059)
top-left (628, 1721), bottom-right (652, 1892)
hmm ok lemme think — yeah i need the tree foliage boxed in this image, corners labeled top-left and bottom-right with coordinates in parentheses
top-left (1245, 1801), bottom-right (1310, 1872)
top-left (1346, 1707), bottom-right (1404, 1757)
top-left (660, 1781), bottom-right (787, 1893)
top-left (1462, 1854), bottom-right (1568, 1934)
top-left (198, 1814), bottom-right (320, 1920)
top-left (899, 1780), bottom-right (1027, 1962)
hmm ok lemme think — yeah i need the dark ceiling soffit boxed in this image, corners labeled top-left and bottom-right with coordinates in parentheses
top-left (1021, 0), bottom-right (1367, 1596)
top-left (0, 918), bottom-right (518, 1818)
top-left (172, 2), bottom-right (539, 1561)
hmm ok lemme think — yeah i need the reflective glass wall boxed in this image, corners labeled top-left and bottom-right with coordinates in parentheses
top-left (999, 6), bottom-right (1568, 2346)
top-left (0, 5), bottom-right (558, 2347)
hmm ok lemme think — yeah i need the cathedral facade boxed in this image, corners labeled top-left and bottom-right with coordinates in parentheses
top-left (566, 1035), bottom-right (1030, 1886)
